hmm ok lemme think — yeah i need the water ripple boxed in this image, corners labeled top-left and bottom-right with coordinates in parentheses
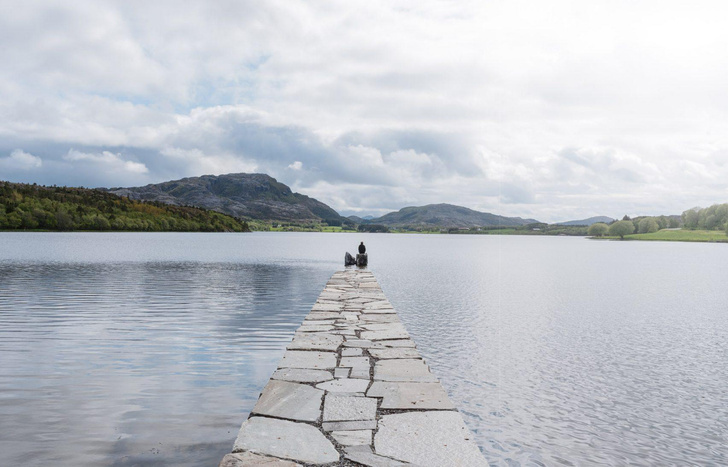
top-left (0, 258), bottom-right (332, 466)
top-left (375, 235), bottom-right (728, 466)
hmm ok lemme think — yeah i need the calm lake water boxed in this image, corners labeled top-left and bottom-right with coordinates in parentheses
top-left (1, 232), bottom-right (727, 466)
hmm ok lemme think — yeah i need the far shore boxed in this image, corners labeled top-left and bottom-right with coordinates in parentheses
top-left (5, 227), bottom-right (728, 243)
top-left (591, 229), bottom-right (728, 243)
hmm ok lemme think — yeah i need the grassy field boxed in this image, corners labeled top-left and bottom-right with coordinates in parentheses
top-left (261, 224), bottom-right (357, 233)
top-left (602, 229), bottom-right (728, 243)
top-left (247, 224), bottom-right (728, 241)
top-left (319, 226), bottom-right (357, 233)
top-left (390, 229), bottom-right (442, 234)
top-left (482, 228), bottom-right (518, 235)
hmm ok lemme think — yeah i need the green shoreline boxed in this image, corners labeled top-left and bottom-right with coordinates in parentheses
top-left (1, 182), bottom-right (250, 232)
top-left (6, 228), bottom-right (728, 244)
top-left (592, 229), bottom-right (728, 243)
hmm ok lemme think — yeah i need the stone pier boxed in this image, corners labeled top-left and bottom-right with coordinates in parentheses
top-left (220, 269), bottom-right (486, 466)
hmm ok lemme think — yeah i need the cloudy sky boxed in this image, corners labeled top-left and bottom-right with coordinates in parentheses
top-left (1, 1), bottom-right (727, 221)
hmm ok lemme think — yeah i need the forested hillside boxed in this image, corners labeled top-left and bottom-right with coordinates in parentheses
top-left (0, 182), bottom-right (250, 232)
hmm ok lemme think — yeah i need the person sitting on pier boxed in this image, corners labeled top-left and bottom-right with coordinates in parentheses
top-left (358, 242), bottom-right (366, 254)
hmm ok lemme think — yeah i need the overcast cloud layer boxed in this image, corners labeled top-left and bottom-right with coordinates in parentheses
top-left (1, 0), bottom-right (727, 221)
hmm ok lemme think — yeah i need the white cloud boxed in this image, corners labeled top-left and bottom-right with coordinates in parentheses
top-left (0, 149), bottom-right (43, 171)
top-left (160, 146), bottom-right (258, 176)
top-left (64, 149), bottom-right (148, 174)
top-left (1, 1), bottom-right (728, 221)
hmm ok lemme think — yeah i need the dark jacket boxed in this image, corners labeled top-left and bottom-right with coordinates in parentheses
top-left (358, 243), bottom-right (366, 254)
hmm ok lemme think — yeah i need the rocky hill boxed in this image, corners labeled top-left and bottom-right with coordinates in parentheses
top-left (370, 203), bottom-right (539, 228)
top-left (108, 173), bottom-right (344, 223)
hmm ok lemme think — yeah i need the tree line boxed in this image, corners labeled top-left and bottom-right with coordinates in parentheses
top-left (588, 215), bottom-right (681, 239)
top-left (588, 205), bottom-right (728, 239)
top-left (681, 204), bottom-right (728, 233)
top-left (0, 182), bottom-right (250, 232)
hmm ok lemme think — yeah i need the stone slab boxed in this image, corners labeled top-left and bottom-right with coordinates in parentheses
top-left (339, 356), bottom-right (370, 368)
top-left (349, 367), bottom-right (370, 379)
top-left (368, 348), bottom-right (421, 359)
top-left (288, 332), bottom-right (343, 351)
top-left (334, 367), bottom-right (350, 378)
top-left (358, 293), bottom-right (387, 299)
top-left (342, 315), bottom-right (360, 323)
top-left (233, 417), bottom-right (338, 464)
top-left (271, 368), bottom-right (333, 383)
top-left (297, 324), bottom-right (335, 332)
top-left (360, 314), bottom-right (401, 323)
top-left (279, 350), bottom-right (337, 369)
top-left (347, 297), bottom-right (376, 304)
top-left (366, 382), bottom-right (454, 409)
top-left (322, 420), bottom-right (377, 432)
top-left (305, 312), bottom-right (341, 320)
top-left (323, 394), bottom-right (377, 421)
top-left (342, 347), bottom-right (363, 357)
top-left (318, 292), bottom-right (343, 298)
top-left (373, 359), bottom-right (438, 382)
top-left (360, 329), bottom-right (410, 341)
top-left (252, 380), bottom-right (323, 422)
top-left (343, 446), bottom-right (410, 467)
top-left (317, 378), bottom-right (370, 394)
top-left (362, 303), bottom-right (394, 310)
top-left (377, 339), bottom-right (416, 348)
top-left (342, 339), bottom-right (380, 348)
top-left (360, 323), bottom-right (406, 331)
top-left (375, 411), bottom-right (486, 466)
top-left (219, 452), bottom-right (301, 466)
top-left (360, 308), bottom-right (397, 314)
top-left (340, 356), bottom-right (371, 379)
top-left (330, 429), bottom-right (373, 446)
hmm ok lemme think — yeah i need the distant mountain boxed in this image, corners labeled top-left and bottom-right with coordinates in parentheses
top-left (108, 173), bottom-right (344, 223)
top-left (370, 203), bottom-right (539, 228)
top-left (557, 216), bottom-right (614, 226)
top-left (346, 214), bottom-right (376, 223)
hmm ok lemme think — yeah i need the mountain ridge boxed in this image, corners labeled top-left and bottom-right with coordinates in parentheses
top-left (107, 173), bottom-right (542, 228)
top-left (369, 203), bottom-right (539, 228)
top-left (108, 173), bottom-right (344, 223)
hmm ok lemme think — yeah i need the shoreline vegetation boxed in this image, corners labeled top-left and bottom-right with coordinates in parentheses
top-left (0, 182), bottom-right (250, 232)
top-left (583, 205), bottom-right (728, 243)
top-left (3, 181), bottom-right (728, 243)
top-left (596, 230), bottom-right (728, 243)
